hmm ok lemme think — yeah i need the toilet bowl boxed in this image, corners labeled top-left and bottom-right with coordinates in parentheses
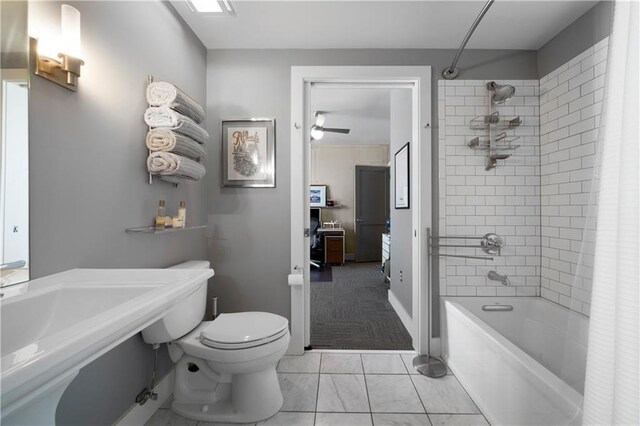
top-left (141, 261), bottom-right (290, 423)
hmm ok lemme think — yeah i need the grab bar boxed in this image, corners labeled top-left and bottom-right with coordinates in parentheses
top-left (482, 305), bottom-right (513, 312)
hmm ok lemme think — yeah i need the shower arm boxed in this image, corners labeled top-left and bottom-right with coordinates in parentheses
top-left (442, 0), bottom-right (495, 80)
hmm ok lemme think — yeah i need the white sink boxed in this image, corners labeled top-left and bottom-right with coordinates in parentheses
top-left (0, 267), bottom-right (214, 425)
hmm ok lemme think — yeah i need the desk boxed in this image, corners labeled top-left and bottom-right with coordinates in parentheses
top-left (318, 228), bottom-right (345, 265)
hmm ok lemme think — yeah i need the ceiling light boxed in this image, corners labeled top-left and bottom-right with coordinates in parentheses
top-left (314, 111), bottom-right (326, 127)
top-left (187, 0), bottom-right (223, 13)
top-left (310, 125), bottom-right (324, 141)
top-left (221, 0), bottom-right (234, 14)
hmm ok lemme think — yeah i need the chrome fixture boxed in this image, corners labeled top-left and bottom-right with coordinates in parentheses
top-left (427, 229), bottom-right (504, 261)
top-left (488, 270), bottom-right (511, 286)
top-left (442, 0), bottom-right (495, 79)
top-left (468, 85), bottom-right (520, 170)
top-left (486, 81), bottom-right (516, 104)
top-left (32, 5), bottom-right (85, 91)
top-left (482, 304), bottom-right (513, 312)
top-left (480, 233), bottom-right (503, 255)
top-left (413, 355), bottom-right (448, 379)
top-left (0, 260), bottom-right (26, 270)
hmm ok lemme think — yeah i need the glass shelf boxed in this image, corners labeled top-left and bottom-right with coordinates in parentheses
top-left (126, 225), bottom-right (207, 234)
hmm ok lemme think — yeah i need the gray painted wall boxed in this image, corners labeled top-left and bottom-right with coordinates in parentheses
top-left (0, 0), bottom-right (28, 68)
top-left (389, 89), bottom-right (413, 317)
top-left (205, 49), bottom-right (538, 326)
top-left (28, 1), bottom-right (207, 424)
top-left (537, 1), bottom-right (613, 77)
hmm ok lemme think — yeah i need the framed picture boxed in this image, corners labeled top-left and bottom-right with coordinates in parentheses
top-left (222, 119), bottom-right (275, 187)
top-left (310, 185), bottom-right (327, 207)
top-left (394, 142), bottom-right (410, 209)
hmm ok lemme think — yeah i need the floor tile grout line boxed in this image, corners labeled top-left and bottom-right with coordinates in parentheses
top-left (401, 352), bottom-right (411, 374)
top-left (312, 354), bottom-right (321, 426)
top-left (408, 371), bottom-right (431, 422)
top-left (358, 354), bottom-right (375, 425)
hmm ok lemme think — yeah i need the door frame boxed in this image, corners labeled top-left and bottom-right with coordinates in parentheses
top-left (289, 66), bottom-right (432, 355)
top-left (354, 165), bottom-right (390, 263)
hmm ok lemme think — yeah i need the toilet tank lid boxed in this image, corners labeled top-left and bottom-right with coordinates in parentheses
top-left (167, 260), bottom-right (210, 270)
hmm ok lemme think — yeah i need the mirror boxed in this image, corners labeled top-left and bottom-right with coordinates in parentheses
top-left (1, 0), bottom-right (29, 287)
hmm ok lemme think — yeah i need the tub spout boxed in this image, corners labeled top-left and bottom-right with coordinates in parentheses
top-left (488, 270), bottom-right (510, 286)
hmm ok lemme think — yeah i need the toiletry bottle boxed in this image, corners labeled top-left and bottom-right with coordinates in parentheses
top-left (155, 200), bottom-right (166, 230)
top-left (177, 201), bottom-right (186, 228)
top-left (172, 216), bottom-right (181, 228)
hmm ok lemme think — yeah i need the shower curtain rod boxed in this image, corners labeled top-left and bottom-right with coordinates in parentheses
top-left (442, 0), bottom-right (495, 80)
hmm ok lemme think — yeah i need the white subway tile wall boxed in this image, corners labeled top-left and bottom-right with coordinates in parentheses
top-left (438, 79), bottom-right (542, 297)
top-left (436, 39), bottom-right (608, 316)
top-left (539, 37), bottom-right (608, 316)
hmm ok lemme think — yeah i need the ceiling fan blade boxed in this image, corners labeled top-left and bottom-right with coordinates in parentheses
top-left (323, 127), bottom-right (351, 134)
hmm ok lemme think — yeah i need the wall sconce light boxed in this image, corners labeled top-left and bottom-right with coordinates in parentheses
top-left (33, 5), bottom-right (84, 91)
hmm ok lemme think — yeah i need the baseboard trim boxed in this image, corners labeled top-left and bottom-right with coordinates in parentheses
top-left (114, 369), bottom-right (174, 426)
top-left (388, 290), bottom-right (413, 336)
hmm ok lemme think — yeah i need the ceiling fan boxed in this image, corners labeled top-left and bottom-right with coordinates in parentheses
top-left (310, 111), bottom-right (351, 141)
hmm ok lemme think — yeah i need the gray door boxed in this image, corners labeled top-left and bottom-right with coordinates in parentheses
top-left (355, 166), bottom-right (390, 262)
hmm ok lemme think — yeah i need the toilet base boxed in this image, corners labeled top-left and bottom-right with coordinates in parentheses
top-left (172, 368), bottom-right (284, 423)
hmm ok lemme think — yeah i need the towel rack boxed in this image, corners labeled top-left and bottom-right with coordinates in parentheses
top-left (427, 228), bottom-right (503, 260)
top-left (146, 74), bottom-right (197, 188)
top-left (146, 75), bottom-right (178, 187)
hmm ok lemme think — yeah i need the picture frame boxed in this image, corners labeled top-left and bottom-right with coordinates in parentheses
top-left (310, 185), bottom-right (327, 207)
top-left (394, 142), bottom-right (410, 209)
top-left (222, 119), bottom-right (275, 188)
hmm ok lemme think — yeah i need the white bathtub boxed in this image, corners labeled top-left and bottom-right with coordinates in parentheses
top-left (441, 297), bottom-right (589, 426)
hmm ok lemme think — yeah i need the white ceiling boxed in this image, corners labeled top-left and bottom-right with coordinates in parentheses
top-left (310, 87), bottom-right (400, 145)
top-left (172, 0), bottom-right (598, 50)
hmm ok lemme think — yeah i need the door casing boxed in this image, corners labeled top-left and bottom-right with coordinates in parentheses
top-left (289, 66), bottom-right (432, 355)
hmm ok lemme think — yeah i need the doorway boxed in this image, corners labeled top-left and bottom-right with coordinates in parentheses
top-left (354, 165), bottom-right (389, 263)
top-left (289, 66), bottom-right (433, 355)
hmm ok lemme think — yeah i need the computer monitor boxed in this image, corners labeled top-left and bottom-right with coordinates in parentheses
top-left (310, 207), bottom-right (321, 223)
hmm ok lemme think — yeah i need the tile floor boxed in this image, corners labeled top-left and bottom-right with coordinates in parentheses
top-left (145, 352), bottom-right (490, 426)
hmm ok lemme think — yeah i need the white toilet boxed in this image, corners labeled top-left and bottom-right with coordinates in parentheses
top-left (142, 260), bottom-right (290, 423)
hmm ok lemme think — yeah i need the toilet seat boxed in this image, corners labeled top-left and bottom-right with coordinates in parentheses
top-left (177, 320), bottom-right (290, 365)
top-left (199, 312), bottom-right (288, 350)
top-left (202, 328), bottom-right (289, 349)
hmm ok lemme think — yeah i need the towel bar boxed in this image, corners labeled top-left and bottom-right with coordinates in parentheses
top-left (427, 228), bottom-right (503, 260)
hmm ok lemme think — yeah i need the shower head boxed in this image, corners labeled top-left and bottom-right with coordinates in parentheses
top-left (486, 81), bottom-right (515, 104)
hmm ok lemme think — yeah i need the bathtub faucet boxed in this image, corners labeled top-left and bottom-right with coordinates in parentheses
top-left (488, 270), bottom-right (510, 286)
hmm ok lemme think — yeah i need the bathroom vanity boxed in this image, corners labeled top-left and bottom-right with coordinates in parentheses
top-left (0, 267), bottom-right (214, 425)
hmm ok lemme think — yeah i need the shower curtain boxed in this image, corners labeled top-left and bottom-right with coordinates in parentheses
top-left (582, 1), bottom-right (639, 425)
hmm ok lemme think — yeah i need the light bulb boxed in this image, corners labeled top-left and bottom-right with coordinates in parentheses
top-left (310, 126), bottom-right (324, 141)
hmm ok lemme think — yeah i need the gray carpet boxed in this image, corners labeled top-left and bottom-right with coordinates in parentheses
top-left (310, 262), bottom-right (413, 350)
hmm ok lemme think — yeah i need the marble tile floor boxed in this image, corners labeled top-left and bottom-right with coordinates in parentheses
top-left (145, 352), bottom-right (489, 426)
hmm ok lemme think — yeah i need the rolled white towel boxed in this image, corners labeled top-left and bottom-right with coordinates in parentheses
top-left (144, 106), bottom-right (209, 144)
top-left (147, 152), bottom-right (206, 181)
top-left (146, 81), bottom-right (205, 124)
top-left (146, 129), bottom-right (206, 162)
